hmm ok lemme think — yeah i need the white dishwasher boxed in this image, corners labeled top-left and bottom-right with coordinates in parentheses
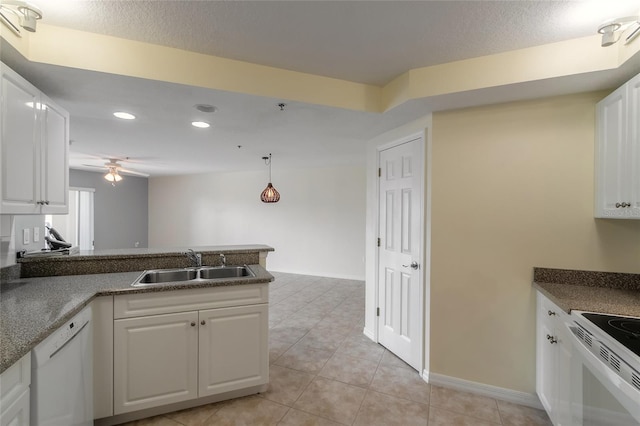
top-left (31, 305), bottom-right (93, 426)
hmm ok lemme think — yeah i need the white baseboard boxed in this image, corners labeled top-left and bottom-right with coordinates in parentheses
top-left (268, 268), bottom-right (365, 281)
top-left (421, 369), bottom-right (429, 383)
top-left (427, 373), bottom-right (543, 410)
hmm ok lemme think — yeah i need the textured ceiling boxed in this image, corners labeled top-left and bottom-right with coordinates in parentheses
top-left (4, 1), bottom-right (640, 176)
top-left (41, 1), bottom-right (640, 85)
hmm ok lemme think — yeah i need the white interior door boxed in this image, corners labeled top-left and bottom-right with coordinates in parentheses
top-left (377, 137), bottom-right (423, 371)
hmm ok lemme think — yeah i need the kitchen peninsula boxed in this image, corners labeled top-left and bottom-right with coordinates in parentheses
top-left (0, 244), bottom-right (274, 425)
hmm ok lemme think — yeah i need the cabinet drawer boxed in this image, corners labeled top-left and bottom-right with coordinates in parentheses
top-left (114, 284), bottom-right (268, 319)
top-left (0, 354), bottom-right (30, 410)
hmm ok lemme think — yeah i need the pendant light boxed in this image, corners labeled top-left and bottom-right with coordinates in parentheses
top-left (260, 153), bottom-right (280, 203)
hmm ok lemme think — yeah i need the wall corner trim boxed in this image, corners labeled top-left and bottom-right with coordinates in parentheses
top-left (362, 327), bottom-right (375, 341)
top-left (429, 373), bottom-right (543, 410)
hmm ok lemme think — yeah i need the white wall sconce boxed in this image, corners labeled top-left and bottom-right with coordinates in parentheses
top-left (0, 0), bottom-right (43, 36)
top-left (597, 16), bottom-right (640, 47)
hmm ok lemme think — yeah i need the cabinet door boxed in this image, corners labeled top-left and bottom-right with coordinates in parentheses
top-left (113, 311), bottom-right (198, 415)
top-left (198, 304), bottom-right (268, 397)
top-left (40, 94), bottom-right (68, 214)
top-left (0, 65), bottom-right (39, 214)
top-left (0, 388), bottom-right (29, 426)
top-left (627, 73), bottom-right (640, 217)
top-left (92, 296), bottom-right (113, 420)
top-left (536, 309), bottom-right (557, 418)
top-left (555, 324), bottom-right (573, 426)
top-left (596, 83), bottom-right (628, 218)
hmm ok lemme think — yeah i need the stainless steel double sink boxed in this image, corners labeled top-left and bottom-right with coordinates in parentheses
top-left (131, 265), bottom-right (255, 287)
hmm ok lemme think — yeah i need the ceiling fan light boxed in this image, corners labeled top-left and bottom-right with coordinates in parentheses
top-left (104, 169), bottom-right (122, 183)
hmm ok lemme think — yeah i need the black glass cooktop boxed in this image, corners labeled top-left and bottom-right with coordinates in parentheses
top-left (582, 313), bottom-right (640, 358)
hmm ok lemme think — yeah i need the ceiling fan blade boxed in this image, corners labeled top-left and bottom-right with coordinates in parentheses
top-left (118, 168), bottom-right (150, 177)
top-left (81, 164), bottom-right (107, 169)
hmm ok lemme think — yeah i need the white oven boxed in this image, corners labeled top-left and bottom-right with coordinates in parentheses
top-left (567, 311), bottom-right (640, 426)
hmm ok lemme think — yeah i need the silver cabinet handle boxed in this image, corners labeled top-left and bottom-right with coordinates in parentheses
top-left (616, 202), bottom-right (631, 208)
top-left (201, 320), bottom-right (206, 325)
top-left (546, 334), bottom-right (558, 344)
top-left (402, 261), bottom-right (419, 270)
top-left (548, 310), bottom-right (556, 316)
top-left (191, 321), bottom-right (196, 327)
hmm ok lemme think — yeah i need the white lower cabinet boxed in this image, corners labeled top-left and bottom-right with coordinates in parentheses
top-left (198, 305), bottom-right (268, 397)
top-left (0, 354), bottom-right (30, 426)
top-left (536, 292), bottom-right (572, 426)
top-left (114, 311), bottom-right (199, 414)
top-left (113, 285), bottom-right (269, 416)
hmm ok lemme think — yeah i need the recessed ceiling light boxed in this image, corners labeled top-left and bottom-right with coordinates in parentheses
top-left (191, 121), bottom-right (210, 128)
top-left (113, 112), bottom-right (136, 120)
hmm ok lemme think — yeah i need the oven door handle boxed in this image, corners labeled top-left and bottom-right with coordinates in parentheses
top-left (565, 323), bottom-right (640, 424)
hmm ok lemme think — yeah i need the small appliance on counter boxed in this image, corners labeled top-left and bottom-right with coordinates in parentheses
top-left (17, 227), bottom-right (78, 258)
top-left (44, 226), bottom-right (72, 250)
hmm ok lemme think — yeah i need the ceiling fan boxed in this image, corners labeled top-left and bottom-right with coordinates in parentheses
top-left (82, 158), bottom-right (149, 185)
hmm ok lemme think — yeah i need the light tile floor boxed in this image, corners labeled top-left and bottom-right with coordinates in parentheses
top-left (119, 272), bottom-right (552, 426)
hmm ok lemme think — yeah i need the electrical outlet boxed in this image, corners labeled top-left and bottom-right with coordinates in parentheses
top-left (23, 228), bottom-right (30, 245)
top-left (33, 227), bottom-right (40, 242)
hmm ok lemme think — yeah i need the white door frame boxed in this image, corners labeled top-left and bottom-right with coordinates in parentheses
top-left (373, 131), bottom-right (428, 375)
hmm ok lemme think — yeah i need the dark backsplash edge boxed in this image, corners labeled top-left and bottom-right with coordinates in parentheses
top-left (0, 264), bottom-right (21, 283)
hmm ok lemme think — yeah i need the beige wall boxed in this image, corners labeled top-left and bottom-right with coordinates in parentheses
top-left (429, 92), bottom-right (640, 393)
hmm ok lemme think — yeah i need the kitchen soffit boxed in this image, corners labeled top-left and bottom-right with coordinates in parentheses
top-left (4, 1), bottom-right (640, 176)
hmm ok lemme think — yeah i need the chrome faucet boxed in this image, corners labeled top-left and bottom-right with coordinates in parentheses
top-left (219, 253), bottom-right (226, 267)
top-left (184, 249), bottom-right (202, 267)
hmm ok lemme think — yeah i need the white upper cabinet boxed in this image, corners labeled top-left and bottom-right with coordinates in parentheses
top-left (595, 72), bottom-right (640, 219)
top-left (0, 63), bottom-right (69, 215)
top-left (39, 93), bottom-right (69, 214)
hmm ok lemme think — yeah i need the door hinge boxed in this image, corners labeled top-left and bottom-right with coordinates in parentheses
top-left (377, 238), bottom-right (380, 247)
top-left (378, 167), bottom-right (381, 177)
top-left (376, 307), bottom-right (380, 317)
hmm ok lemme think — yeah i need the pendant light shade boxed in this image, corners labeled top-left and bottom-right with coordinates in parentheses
top-left (260, 153), bottom-right (280, 203)
top-left (261, 182), bottom-right (280, 203)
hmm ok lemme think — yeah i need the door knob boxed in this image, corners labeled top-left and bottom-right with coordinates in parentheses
top-left (402, 261), bottom-right (419, 270)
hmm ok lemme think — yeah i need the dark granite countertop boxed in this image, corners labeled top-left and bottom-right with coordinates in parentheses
top-left (16, 245), bottom-right (274, 278)
top-left (0, 264), bottom-right (273, 374)
top-left (18, 244), bottom-right (274, 263)
top-left (533, 267), bottom-right (640, 317)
